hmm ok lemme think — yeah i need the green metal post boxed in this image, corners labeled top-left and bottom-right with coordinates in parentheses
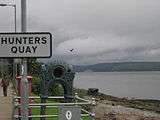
top-left (21, 0), bottom-right (29, 120)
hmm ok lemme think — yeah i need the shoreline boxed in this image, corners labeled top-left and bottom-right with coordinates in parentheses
top-left (74, 88), bottom-right (160, 114)
top-left (75, 88), bottom-right (160, 119)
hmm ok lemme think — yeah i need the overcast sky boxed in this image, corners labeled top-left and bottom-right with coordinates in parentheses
top-left (0, 0), bottom-right (160, 65)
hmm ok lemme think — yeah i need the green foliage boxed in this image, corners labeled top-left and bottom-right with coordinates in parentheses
top-left (32, 76), bottom-right (41, 95)
top-left (48, 83), bottom-right (64, 96)
top-left (28, 58), bottom-right (42, 76)
top-left (30, 59), bottom-right (65, 96)
top-left (0, 67), bottom-right (1, 78)
top-left (32, 76), bottom-right (65, 96)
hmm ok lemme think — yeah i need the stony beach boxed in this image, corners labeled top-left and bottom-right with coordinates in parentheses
top-left (75, 88), bottom-right (160, 120)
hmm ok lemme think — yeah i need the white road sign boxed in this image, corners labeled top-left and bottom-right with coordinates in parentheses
top-left (0, 32), bottom-right (52, 58)
top-left (59, 106), bottom-right (81, 120)
top-left (66, 110), bottom-right (72, 120)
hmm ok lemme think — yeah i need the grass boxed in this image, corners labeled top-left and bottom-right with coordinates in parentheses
top-left (32, 108), bottom-right (58, 120)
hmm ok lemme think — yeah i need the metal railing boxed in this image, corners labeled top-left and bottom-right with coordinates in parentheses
top-left (12, 93), bottom-right (96, 120)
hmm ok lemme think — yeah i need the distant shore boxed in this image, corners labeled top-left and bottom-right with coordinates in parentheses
top-left (74, 62), bottom-right (160, 72)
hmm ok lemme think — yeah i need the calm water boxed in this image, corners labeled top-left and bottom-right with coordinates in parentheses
top-left (74, 72), bottom-right (160, 100)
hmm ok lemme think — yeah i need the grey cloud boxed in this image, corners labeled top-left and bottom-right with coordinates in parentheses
top-left (0, 0), bottom-right (160, 65)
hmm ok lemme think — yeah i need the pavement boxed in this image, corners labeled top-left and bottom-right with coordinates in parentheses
top-left (0, 79), bottom-right (13, 120)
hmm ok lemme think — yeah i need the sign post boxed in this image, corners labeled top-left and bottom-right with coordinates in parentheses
top-left (0, 31), bottom-right (52, 119)
top-left (0, 27), bottom-right (52, 120)
top-left (0, 32), bottom-right (52, 120)
top-left (0, 1), bottom-right (52, 119)
top-left (21, 0), bottom-right (28, 119)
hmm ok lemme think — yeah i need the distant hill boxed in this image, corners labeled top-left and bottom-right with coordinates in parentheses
top-left (73, 62), bottom-right (160, 72)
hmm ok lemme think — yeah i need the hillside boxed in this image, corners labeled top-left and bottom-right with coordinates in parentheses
top-left (73, 62), bottom-right (160, 72)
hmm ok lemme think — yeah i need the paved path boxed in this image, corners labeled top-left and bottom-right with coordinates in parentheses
top-left (0, 97), bottom-right (12, 120)
top-left (0, 79), bottom-right (13, 120)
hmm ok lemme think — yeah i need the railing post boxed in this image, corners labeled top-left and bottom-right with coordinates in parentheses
top-left (90, 97), bottom-right (96, 120)
top-left (75, 93), bottom-right (78, 105)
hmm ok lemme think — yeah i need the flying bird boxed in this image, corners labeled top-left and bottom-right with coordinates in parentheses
top-left (69, 49), bottom-right (74, 52)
